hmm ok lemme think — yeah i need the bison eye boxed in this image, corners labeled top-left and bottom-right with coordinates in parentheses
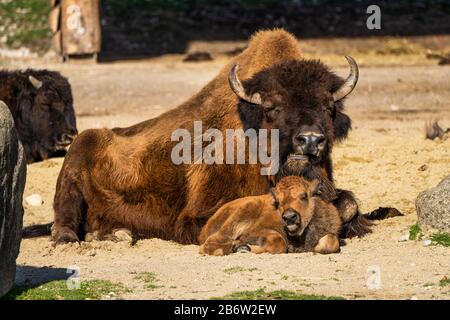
top-left (266, 107), bottom-right (280, 120)
top-left (326, 101), bottom-right (335, 114)
top-left (299, 193), bottom-right (307, 201)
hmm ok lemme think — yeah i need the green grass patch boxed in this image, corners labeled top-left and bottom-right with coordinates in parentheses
top-left (223, 267), bottom-right (259, 274)
top-left (2, 279), bottom-right (130, 300)
top-left (134, 272), bottom-right (163, 290)
top-left (211, 288), bottom-right (345, 300)
top-left (409, 224), bottom-right (423, 240)
top-left (0, 0), bottom-right (51, 52)
top-left (430, 233), bottom-right (450, 247)
top-left (439, 276), bottom-right (450, 287)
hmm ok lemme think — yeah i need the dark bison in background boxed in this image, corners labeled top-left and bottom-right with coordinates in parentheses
top-left (24, 29), bottom-right (381, 245)
top-left (0, 69), bottom-right (78, 163)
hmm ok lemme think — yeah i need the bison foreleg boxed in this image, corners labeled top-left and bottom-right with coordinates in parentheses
top-left (52, 167), bottom-right (87, 244)
top-left (335, 189), bottom-right (359, 223)
top-left (335, 189), bottom-right (373, 238)
top-left (175, 198), bottom-right (228, 244)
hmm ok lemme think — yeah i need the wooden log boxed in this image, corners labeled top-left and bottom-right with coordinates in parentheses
top-left (48, 5), bottom-right (61, 33)
top-left (60, 0), bottom-right (101, 55)
top-left (52, 30), bottom-right (62, 54)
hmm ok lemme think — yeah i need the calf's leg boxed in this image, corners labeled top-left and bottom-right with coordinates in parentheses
top-left (313, 234), bottom-right (340, 254)
top-left (199, 233), bottom-right (233, 256)
top-left (236, 230), bottom-right (287, 254)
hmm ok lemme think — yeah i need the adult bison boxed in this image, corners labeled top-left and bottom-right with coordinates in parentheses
top-left (0, 69), bottom-right (78, 163)
top-left (24, 29), bottom-right (369, 244)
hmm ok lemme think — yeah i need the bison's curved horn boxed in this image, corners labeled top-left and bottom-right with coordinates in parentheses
top-left (228, 64), bottom-right (262, 105)
top-left (332, 56), bottom-right (359, 102)
top-left (29, 75), bottom-right (43, 90)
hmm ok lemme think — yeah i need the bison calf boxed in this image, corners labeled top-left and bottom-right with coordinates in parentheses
top-left (198, 176), bottom-right (341, 256)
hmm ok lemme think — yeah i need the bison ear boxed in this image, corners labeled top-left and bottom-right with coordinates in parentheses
top-left (29, 75), bottom-right (43, 90)
top-left (333, 108), bottom-right (352, 141)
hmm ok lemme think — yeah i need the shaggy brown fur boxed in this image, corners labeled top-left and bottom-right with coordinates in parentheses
top-left (0, 69), bottom-right (77, 163)
top-left (199, 176), bottom-right (341, 255)
top-left (23, 29), bottom-right (367, 244)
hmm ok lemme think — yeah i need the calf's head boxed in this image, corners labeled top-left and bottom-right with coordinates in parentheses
top-left (230, 57), bottom-right (358, 170)
top-left (272, 176), bottom-right (320, 237)
top-left (21, 71), bottom-right (78, 161)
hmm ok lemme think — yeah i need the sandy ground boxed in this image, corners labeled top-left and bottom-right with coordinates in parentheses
top-left (6, 53), bottom-right (450, 300)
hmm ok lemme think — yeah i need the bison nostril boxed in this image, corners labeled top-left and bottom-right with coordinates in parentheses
top-left (295, 134), bottom-right (326, 154)
top-left (296, 135), bottom-right (308, 146)
top-left (69, 128), bottom-right (78, 136)
top-left (59, 133), bottom-right (76, 144)
top-left (316, 135), bottom-right (326, 145)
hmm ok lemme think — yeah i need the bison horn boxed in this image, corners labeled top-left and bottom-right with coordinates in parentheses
top-left (29, 75), bottom-right (43, 90)
top-left (228, 64), bottom-right (262, 105)
top-left (332, 56), bottom-right (359, 102)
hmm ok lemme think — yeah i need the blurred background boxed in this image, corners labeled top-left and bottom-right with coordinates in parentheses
top-left (1, 0), bottom-right (450, 62)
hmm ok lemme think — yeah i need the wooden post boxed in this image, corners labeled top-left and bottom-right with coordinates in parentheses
top-left (50, 0), bottom-right (101, 62)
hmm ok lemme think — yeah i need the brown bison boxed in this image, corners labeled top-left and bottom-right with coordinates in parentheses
top-left (199, 176), bottom-right (341, 256)
top-left (0, 69), bottom-right (78, 163)
top-left (23, 29), bottom-right (370, 244)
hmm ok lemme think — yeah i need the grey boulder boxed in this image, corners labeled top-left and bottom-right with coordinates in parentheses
top-left (0, 101), bottom-right (27, 297)
top-left (416, 175), bottom-right (450, 233)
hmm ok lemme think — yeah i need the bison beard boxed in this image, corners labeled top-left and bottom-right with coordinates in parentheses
top-left (0, 69), bottom-right (77, 163)
top-left (22, 29), bottom-right (376, 244)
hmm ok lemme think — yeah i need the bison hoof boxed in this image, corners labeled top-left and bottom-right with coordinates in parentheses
top-left (54, 233), bottom-right (79, 245)
top-left (51, 226), bottom-right (79, 245)
top-left (112, 229), bottom-right (133, 242)
top-left (233, 244), bottom-right (251, 253)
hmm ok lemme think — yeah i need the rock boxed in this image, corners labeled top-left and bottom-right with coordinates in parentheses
top-left (183, 51), bottom-right (213, 62)
top-left (398, 234), bottom-right (409, 242)
top-left (0, 101), bottom-right (27, 297)
top-left (86, 249), bottom-right (96, 257)
top-left (416, 175), bottom-right (450, 233)
top-left (423, 239), bottom-right (432, 247)
top-left (25, 194), bottom-right (43, 206)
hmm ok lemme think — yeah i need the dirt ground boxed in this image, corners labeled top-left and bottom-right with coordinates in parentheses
top-left (4, 43), bottom-right (450, 299)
